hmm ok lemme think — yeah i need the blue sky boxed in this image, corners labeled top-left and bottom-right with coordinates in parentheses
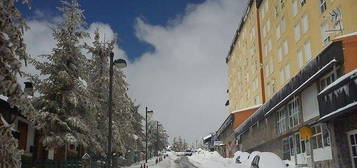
top-left (19, 0), bottom-right (205, 62)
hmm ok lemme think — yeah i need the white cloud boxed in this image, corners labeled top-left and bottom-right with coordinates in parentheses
top-left (127, 0), bottom-right (247, 143)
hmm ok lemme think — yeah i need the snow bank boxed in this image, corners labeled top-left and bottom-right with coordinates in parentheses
top-left (189, 150), bottom-right (293, 168)
top-left (189, 150), bottom-right (237, 168)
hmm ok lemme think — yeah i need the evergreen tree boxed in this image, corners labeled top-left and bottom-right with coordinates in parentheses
top-left (84, 29), bottom-right (111, 155)
top-left (0, 0), bottom-right (37, 167)
top-left (30, 0), bottom-right (95, 150)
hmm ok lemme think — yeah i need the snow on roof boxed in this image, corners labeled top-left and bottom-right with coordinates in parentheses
top-left (231, 104), bottom-right (262, 114)
top-left (319, 68), bottom-right (357, 95)
top-left (203, 134), bottom-right (213, 141)
top-left (0, 95), bottom-right (8, 101)
top-left (319, 102), bottom-right (357, 121)
top-left (334, 31), bottom-right (357, 41)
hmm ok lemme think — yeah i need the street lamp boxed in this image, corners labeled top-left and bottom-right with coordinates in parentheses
top-left (108, 51), bottom-right (127, 168)
top-left (145, 107), bottom-right (153, 163)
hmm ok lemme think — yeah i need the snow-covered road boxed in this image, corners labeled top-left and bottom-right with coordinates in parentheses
top-left (175, 157), bottom-right (197, 168)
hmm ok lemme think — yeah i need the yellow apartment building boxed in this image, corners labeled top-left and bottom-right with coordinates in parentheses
top-left (225, 0), bottom-right (357, 167)
top-left (259, 0), bottom-right (357, 100)
top-left (226, 0), bottom-right (357, 111)
top-left (226, 0), bottom-right (263, 113)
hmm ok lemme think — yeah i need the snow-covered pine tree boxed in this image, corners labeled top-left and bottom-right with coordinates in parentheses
top-left (84, 29), bottom-right (112, 156)
top-left (30, 0), bottom-right (96, 152)
top-left (0, 0), bottom-right (38, 167)
top-left (111, 65), bottom-right (132, 153)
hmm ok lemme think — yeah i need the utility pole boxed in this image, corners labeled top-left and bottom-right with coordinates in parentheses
top-left (156, 121), bottom-right (159, 156)
top-left (145, 107), bottom-right (148, 163)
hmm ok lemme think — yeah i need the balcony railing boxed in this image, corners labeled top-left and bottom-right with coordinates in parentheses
top-left (318, 70), bottom-right (357, 121)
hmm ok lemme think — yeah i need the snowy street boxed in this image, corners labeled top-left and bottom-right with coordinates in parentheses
top-left (175, 157), bottom-right (198, 168)
top-left (126, 152), bottom-right (198, 168)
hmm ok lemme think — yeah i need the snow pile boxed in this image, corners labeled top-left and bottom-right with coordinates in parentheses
top-left (189, 149), bottom-right (294, 168)
top-left (189, 150), bottom-right (237, 168)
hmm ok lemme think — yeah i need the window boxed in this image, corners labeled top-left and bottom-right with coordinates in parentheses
top-left (269, 59), bottom-right (273, 75)
top-left (294, 23), bottom-right (301, 42)
top-left (283, 40), bottom-right (288, 55)
top-left (289, 136), bottom-right (295, 156)
top-left (311, 124), bottom-right (330, 149)
top-left (320, 0), bottom-right (327, 13)
top-left (294, 133), bottom-right (306, 154)
top-left (264, 45), bottom-right (268, 57)
top-left (287, 97), bottom-right (300, 128)
top-left (265, 0), bottom-right (269, 14)
top-left (321, 22), bottom-right (330, 45)
top-left (302, 14), bottom-right (309, 33)
top-left (304, 41), bottom-right (312, 61)
top-left (268, 38), bottom-right (272, 51)
top-left (280, 69), bottom-right (285, 84)
top-left (276, 25), bottom-right (281, 39)
top-left (281, 17), bottom-right (287, 34)
top-left (277, 107), bottom-right (288, 134)
top-left (284, 64), bottom-right (290, 84)
top-left (282, 138), bottom-right (290, 160)
top-left (319, 70), bottom-right (337, 91)
top-left (348, 130), bottom-right (357, 168)
top-left (265, 64), bottom-right (269, 76)
top-left (278, 47), bottom-right (283, 62)
top-left (292, 0), bottom-right (298, 17)
top-left (297, 48), bottom-right (303, 68)
top-left (253, 78), bottom-right (259, 90)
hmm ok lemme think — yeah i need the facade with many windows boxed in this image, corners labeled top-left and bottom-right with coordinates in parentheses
top-left (225, 0), bottom-right (357, 167)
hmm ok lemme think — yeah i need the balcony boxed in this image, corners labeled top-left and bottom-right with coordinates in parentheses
top-left (318, 69), bottom-right (357, 121)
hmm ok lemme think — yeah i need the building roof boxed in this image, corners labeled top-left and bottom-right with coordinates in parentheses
top-left (334, 31), bottom-right (357, 41)
top-left (231, 104), bottom-right (262, 114)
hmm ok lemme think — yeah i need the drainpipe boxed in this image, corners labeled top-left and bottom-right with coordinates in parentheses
top-left (255, 1), bottom-right (266, 103)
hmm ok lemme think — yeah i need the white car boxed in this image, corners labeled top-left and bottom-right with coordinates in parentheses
top-left (234, 151), bottom-right (292, 168)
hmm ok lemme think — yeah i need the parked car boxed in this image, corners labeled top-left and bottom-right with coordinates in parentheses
top-left (184, 149), bottom-right (193, 156)
top-left (234, 151), bottom-right (288, 168)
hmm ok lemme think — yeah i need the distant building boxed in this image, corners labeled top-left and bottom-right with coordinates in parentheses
top-left (225, 0), bottom-right (357, 167)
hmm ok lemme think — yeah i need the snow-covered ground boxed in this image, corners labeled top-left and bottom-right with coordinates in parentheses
top-left (125, 152), bottom-right (178, 168)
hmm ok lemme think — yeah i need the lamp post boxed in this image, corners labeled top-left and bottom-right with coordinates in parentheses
top-left (145, 107), bottom-right (153, 163)
top-left (108, 52), bottom-right (127, 168)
